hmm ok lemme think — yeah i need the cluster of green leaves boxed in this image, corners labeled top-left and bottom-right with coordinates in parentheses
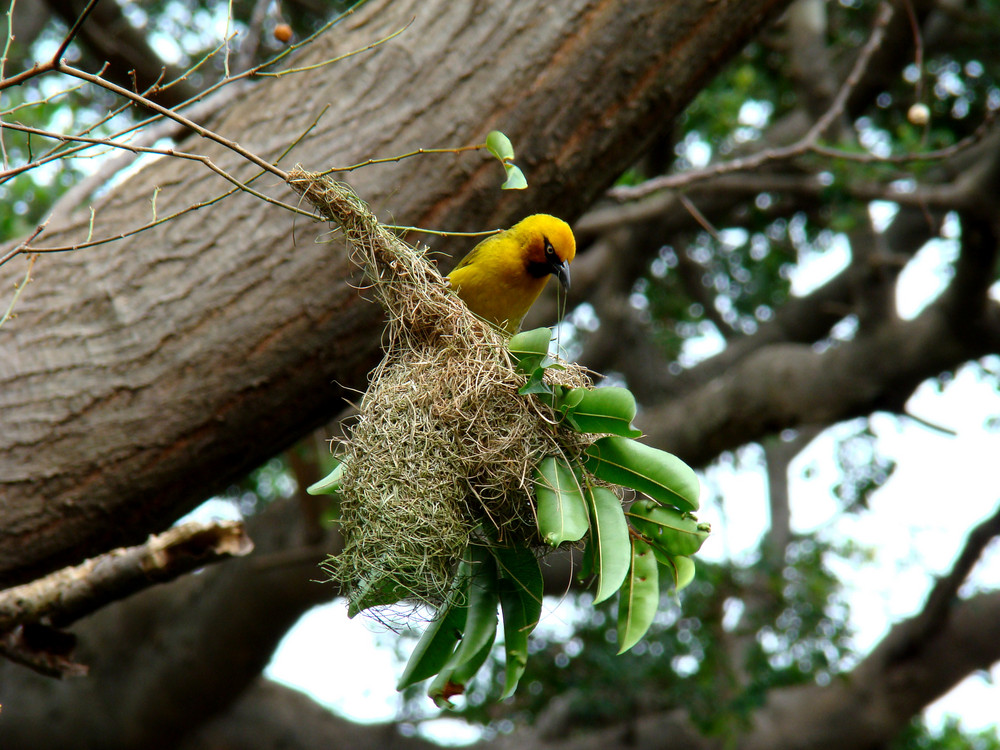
top-left (308, 326), bottom-right (710, 706)
top-left (891, 717), bottom-right (1000, 750)
top-left (394, 327), bottom-right (708, 706)
top-left (443, 535), bottom-right (858, 738)
top-left (510, 327), bottom-right (708, 654)
top-left (394, 542), bottom-right (542, 707)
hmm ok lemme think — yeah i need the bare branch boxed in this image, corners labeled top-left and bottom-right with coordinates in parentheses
top-left (605, 3), bottom-right (996, 203)
top-left (51, 0), bottom-right (100, 64)
top-left (0, 624), bottom-right (89, 679)
top-left (0, 521), bottom-right (253, 632)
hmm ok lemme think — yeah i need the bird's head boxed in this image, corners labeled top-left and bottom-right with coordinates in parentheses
top-left (514, 214), bottom-right (576, 292)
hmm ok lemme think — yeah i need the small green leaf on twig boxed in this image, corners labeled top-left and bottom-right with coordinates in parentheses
top-left (486, 130), bottom-right (528, 189)
top-left (486, 130), bottom-right (516, 162)
top-left (501, 164), bottom-right (528, 190)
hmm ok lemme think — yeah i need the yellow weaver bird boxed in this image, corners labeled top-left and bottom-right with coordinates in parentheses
top-left (446, 214), bottom-right (576, 334)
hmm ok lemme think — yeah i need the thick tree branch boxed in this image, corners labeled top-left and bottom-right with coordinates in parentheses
top-left (178, 679), bottom-right (441, 750)
top-left (883, 502), bottom-right (1000, 665)
top-left (641, 295), bottom-right (1000, 467)
top-left (0, 521), bottom-right (252, 633)
top-left (0, 496), bottom-right (337, 748)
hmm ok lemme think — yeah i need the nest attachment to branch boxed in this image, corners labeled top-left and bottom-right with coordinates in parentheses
top-left (288, 168), bottom-right (592, 615)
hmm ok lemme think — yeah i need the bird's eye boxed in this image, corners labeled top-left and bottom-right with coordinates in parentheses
top-left (543, 237), bottom-right (556, 260)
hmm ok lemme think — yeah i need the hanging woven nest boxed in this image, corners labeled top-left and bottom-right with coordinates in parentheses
top-left (288, 169), bottom-right (593, 616)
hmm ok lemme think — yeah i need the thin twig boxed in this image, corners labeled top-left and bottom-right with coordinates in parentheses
top-left (0, 252), bottom-right (37, 329)
top-left (0, 0), bottom-right (17, 168)
top-left (257, 18), bottom-right (414, 77)
top-left (56, 62), bottom-right (289, 181)
top-left (0, 220), bottom-right (46, 279)
top-left (678, 194), bottom-right (730, 246)
top-left (610, 3), bottom-right (904, 201)
top-left (321, 142), bottom-right (484, 176)
top-left (52, 0), bottom-right (101, 63)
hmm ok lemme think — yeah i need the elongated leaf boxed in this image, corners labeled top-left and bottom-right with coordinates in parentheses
top-left (617, 539), bottom-right (659, 654)
top-left (534, 456), bottom-right (589, 546)
top-left (486, 130), bottom-right (515, 162)
top-left (584, 436), bottom-right (700, 511)
top-left (428, 632), bottom-right (496, 708)
top-left (559, 387), bottom-right (642, 437)
top-left (426, 546), bottom-right (499, 707)
top-left (396, 593), bottom-right (469, 690)
top-left (307, 460), bottom-right (345, 495)
top-left (673, 555), bottom-right (696, 591)
top-left (629, 499), bottom-right (710, 556)
top-left (442, 546), bottom-right (498, 673)
top-left (585, 487), bottom-right (631, 604)
top-left (494, 547), bottom-right (543, 699)
top-left (492, 546), bottom-right (543, 629)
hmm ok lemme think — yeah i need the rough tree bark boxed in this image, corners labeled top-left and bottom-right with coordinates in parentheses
top-left (0, 0), bottom-right (791, 589)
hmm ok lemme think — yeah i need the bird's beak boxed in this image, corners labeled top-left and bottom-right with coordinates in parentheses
top-left (553, 259), bottom-right (571, 292)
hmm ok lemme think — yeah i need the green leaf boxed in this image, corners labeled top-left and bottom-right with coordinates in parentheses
top-left (519, 378), bottom-right (554, 396)
top-left (428, 545), bottom-right (499, 706)
top-left (629, 500), bottom-right (710, 556)
top-left (492, 546), bottom-right (543, 629)
top-left (508, 327), bottom-right (551, 375)
top-left (617, 539), bottom-right (659, 654)
top-left (534, 455), bottom-right (589, 546)
top-left (486, 130), bottom-right (515, 162)
top-left (396, 591), bottom-right (469, 690)
top-left (429, 631), bottom-right (496, 709)
top-left (674, 555), bottom-right (696, 591)
top-left (501, 164), bottom-right (528, 190)
top-left (653, 550), bottom-right (696, 591)
top-left (585, 487), bottom-right (631, 604)
top-left (584, 436), bottom-right (700, 511)
top-left (493, 546), bottom-right (543, 699)
top-left (559, 387), bottom-right (642, 437)
top-left (557, 387), bottom-right (586, 410)
top-left (445, 546), bottom-right (498, 671)
top-left (307, 460), bottom-right (345, 495)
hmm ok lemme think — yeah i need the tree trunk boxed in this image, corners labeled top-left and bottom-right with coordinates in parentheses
top-left (0, 0), bottom-right (792, 587)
